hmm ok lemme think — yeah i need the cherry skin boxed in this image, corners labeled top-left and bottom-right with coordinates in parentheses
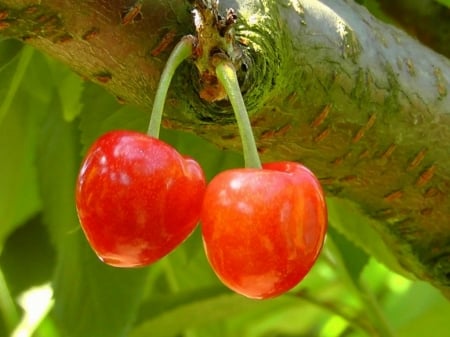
top-left (76, 130), bottom-right (206, 267)
top-left (201, 162), bottom-right (327, 299)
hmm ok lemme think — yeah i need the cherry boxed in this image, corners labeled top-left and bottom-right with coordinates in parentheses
top-left (76, 130), bottom-right (206, 267)
top-left (201, 162), bottom-right (327, 299)
top-left (199, 59), bottom-right (327, 299)
top-left (76, 36), bottom-right (204, 267)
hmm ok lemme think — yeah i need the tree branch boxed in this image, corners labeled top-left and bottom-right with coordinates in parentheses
top-left (1, 0), bottom-right (449, 298)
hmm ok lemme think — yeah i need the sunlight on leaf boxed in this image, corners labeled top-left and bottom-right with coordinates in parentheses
top-left (11, 284), bottom-right (53, 337)
top-left (320, 315), bottom-right (348, 337)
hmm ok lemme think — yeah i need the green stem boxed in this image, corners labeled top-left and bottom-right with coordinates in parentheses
top-left (147, 35), bottom-right (195, 138)
top-left (215, 60), bottom-right (262, 169)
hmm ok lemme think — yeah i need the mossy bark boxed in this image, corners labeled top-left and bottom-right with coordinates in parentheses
top-left (0, 0), bottom-right (449, 298)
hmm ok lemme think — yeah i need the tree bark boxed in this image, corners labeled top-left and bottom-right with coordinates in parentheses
top-left (1, 0), bottom-right (449, 298)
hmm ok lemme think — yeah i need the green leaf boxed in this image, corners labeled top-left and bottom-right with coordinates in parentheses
top-left (157, 230), bottom-right (224, 292)
top-left (0, 39), bottom-right (23, 72)
top-left (36, 93), bottom-right (148, 337)
top-left (130, 292), bottom-right (296, 337)
top-left (0, 317), bottom-right (7, 337)
top-left (160, 128), bottom-right (243, 181)
top-left (33, 313), bottom-right (60, 337)
top-left (327, 227), bottom-right (370, 283)
top-left (397, 301), bottom-right (450, 337)
top-left (136, 285), bottom-right (228, 322)
top-left (0, 106), bottom-right (42, 248)
top-left (52, 233), bottom-right (149, 337)
top-left (79, 82), bottom-right (148, 153)
top-left (0, 45), bottom-right (54, 337)
top-left (0, 215), bottom-right (56, 297)
top-left (0, 46), bottom-right (43, 250)
top-left (136, 286), bottom-right (326, 337)
top-left (47, 60), bottom-right (84, 122)
top-left (327, 197), bottom-right (413, 279)
top-left (387, 282), bottom-right (450, 337)
top-left (385, 281), bottom-right (450, 334)
top-left (0, 45), bottom-right (34, 124)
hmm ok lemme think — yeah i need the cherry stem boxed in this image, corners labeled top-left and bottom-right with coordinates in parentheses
top-left (147, 36), bottom-right (195, 138)
top-left (215, 60), bottom-right (262, 169)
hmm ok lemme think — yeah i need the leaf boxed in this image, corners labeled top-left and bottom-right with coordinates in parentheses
top-left (33, 313), bottom-right (60, 337)
top-left (327, 197), bottom-right (413, 279)
top-left (130, 292), bottom-right (296, 337)
top-left (0, 39), bottom-right (23, 72)
top-left (160, 128), bottom-right (244, 181)
top-left (51, 233), bottom-right (149, 337)
top-left (397, 301), bottom-right (450, 337)
top-left (158, 230), bottom-right (224, 292)
top-left (136, 285), bottom-right (228, 322)
top-left (0, 45), bottom-right (34, 124)
top-left (0, 214), bottom-right (56, 297)
top-left (47, 60), bottom-right (84, 122)
top-left (327, 227), bottom-right (370, 283)
top-left (0, 318), bottom-right (6, 337)
top-left (0, 106), bottom-right (42, 248)
top-left (36, 93), bottom-right (148, 337)
top-left (79, 82), bottom-right (148, 153)
top-left (394, 282), bottom-right (450, 337)
top-left (385, 280), bottom-right (450, 334)
top-left (0, 46), bottom-right (43, 250)
top-left (136, 286), bottom-right (324, 337)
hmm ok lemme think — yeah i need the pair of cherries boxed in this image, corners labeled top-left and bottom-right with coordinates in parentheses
top-left (75, 37), bottom-right (327, 299)
top-left (76, 131), bottom-right (327, 299)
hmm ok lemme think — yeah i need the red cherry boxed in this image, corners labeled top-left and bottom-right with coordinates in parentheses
top-left (201, 162), bottom-right (327, 299)
top-left (76, 130), bottom-right (206, 267)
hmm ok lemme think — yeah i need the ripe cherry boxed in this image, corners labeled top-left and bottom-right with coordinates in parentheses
top-left (201, 161), bottom-right (327, 299)
top-left (76, 130), bottom-right (206, 267)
